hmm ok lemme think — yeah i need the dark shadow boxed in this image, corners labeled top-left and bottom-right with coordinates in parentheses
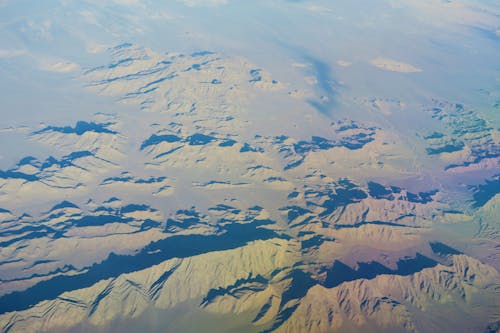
top-left (0, 220), bottom-right (284, 315)
top-left (429, 242), bottom-right (462, 256)
top-left (470, 174), bottom-right (500, 208)
top-left (323, 253), bottom-right (438, 288)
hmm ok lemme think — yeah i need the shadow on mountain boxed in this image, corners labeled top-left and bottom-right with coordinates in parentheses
top-left (470, 174), bottom-right (500, 208)
top-left (265, 254), bottom-right (438, 332)
top-left (0, 225), bottom-right (62, 248)
top-left (323, 254), bottom-right (438, 288)
top-left (0, 220), bottom-right (284, 315)
top-left (201, 274), bottom-right (267, 306)
top-left (140, 134), bottom-right (182, 150)
top-left (280, 269), bottom-right (316, 306)
top-left (318, 179), bottom-right (368, 216)
top-left (252, 296), bottom-right (273, 323)
top-left (33, 121), bottom-right (117, 136)
top-left (368, 181), bottom-right (397, 200)
top-left (429, 242), bottom-right (462, 256)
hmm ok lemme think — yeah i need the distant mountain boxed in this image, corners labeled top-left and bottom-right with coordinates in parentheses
top-left (0, 9), bottom-right (498, 331)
